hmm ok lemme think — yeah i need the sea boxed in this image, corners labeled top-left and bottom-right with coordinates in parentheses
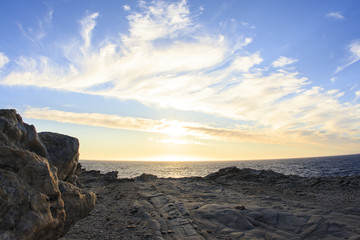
top-left (80, 154), bottom-right (360, 179)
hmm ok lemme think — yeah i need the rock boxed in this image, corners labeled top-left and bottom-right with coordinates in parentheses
top-left (0, 146), bottom-right (65, 240)
top-left (39, 132), bottom-right (79, 181)
top-left (0, 109), bottom-right (96, 239)
top-left (135, 173), bottom-right (158, 182)
top-left (65, 174), bottom-right (83, 188)
top-left (58, 181), bottom-right (97, 233)
top-left (193, 204), bottom-right (254, 231)
top-left (0, 109), bottom-right (48, 157)
top-left (204, 166), bottom-right (290, 183)
top-left (104, 171), bottom-right (118, 181)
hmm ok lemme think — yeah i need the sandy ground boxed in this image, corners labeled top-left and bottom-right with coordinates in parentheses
top-left (61, 167), bottom-right (360, 240)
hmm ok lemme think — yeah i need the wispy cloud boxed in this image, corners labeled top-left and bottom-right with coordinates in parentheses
top-left (24, 107), bottom-right (206, 138)
top-left (16, 9), bottom-right (54, 47)
top-left (336, 40), bottom-right (360, 73)
top-left (272, 56), bottom-right (298, 68)
top-left (79, 12), bottom-right (99, 55)
top-left (123, 5), bottom-right (131, 11)
top-left (24, 107), bottom-right (360, 149)
top-left (2, 0), bottom-right (360, 151)
top-left (356, 91), bottom-right (360, 100)
top-left (326, 11), bottom-right (345, 20)
top-left (0, 52), bottom-right (9, 69)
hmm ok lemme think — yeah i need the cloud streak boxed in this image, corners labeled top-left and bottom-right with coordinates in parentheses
top-left (272, 56), bottom-right (298, 68)
top-left (336, 40), bottom-right (360, 73)
top-left (0, 52), bottom-right (9, 69)
top-left (326, 12), bottom-right (345, 20)
top-left (24, 108), bottom-right (360, 150)
top-left (80, 12), bottom-right (99, 55)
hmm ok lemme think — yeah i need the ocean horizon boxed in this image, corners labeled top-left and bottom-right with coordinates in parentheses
top-left (80, 153), bottom-right (360, 179)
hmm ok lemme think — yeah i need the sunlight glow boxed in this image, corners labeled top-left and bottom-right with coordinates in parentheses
top-left (144, 155), bottom-right (206, 162)
top-left (161, 121), bottom-right (188, 137)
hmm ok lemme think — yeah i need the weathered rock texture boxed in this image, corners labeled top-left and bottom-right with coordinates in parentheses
top-left (39, 132), bottom-right (79, 181)
top-left (0, 109), bottom-right (96, 240)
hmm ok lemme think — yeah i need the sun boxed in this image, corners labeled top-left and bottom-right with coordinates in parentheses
top-left (161, 121), bottom-right (188, 137)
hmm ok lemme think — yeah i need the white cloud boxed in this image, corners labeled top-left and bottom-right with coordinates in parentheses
top-left (241, 22), bottom-right (255, 29)
top-left (0, 52), bottom-right (9, 69)
top-left (336, 40), bottom-right (360, 73)
top-left (229, 53), bottom-right (262, 72)
top-left (272, 56), bottom-right (298, 68)
top-left (356, 91), bottom-right (360, 100)
top-left (24, 107), bottom-right (360, 149)
top-left (16, 9), bottom-right (54, 46)
top-left (23, 107), bottom-right (206, 138)
top-left (123, 5), bottom-right (131, 11)
top-left (124, 0), bottom-right (191, 43)
top-left (326, 12), bottom-right (345, 20)
top-left (79, 12), bottom-right (99, 55)
top-left (2, 0), bottom-right (360, 150)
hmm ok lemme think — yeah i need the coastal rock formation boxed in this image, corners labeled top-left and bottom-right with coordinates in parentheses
top-left (59, 181), bottom-right (96, 233)
top-left (0, 146), bottom-right (65, 240)
top-left (204, 166), bottom-right (360, 206)
top-left (39, 132), bottom-right (80, 181)
top-left (0, 109), bottom-right (96, 240)
top-left (0, 109), bottom-right (47, 157)
top-left (61, 167), bottom-right (360, 240)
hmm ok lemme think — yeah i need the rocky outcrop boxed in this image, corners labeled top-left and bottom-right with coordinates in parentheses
top-left (0, 146), bottom-right (65, 240)
top-left (0, 109), bottom-right (96, 240)
top-left (204, 166), bottom-right (360, 207)
top-left (39, 132), bottom-right (79, 181)
top-left (59, 181), bottom-right (96, 233)
top-left (0, 109), bottom-right (47, 157)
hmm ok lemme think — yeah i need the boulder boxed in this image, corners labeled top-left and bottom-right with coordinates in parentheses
top-left (58, 181), bottom-right (96, 233)
top-left (0, 146), bottom-right (65, 240)
top-left (0, 109), bottom-right (96, 239)
top-left (39, 132), bottom-right (79, 181)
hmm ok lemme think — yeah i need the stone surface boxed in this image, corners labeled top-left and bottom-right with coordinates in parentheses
top-left (0, 109), bottom-right (96, 240)
top-left (59, 181), bottom-right (96, 233)
top-left (39, 132), bottom-right (80, 181)
top-left (0, 146), bottom-right (65, 240)
top-left (62, 168), bottom-right (360, 240)
top-left (0, 109), bottom-right (47, 157)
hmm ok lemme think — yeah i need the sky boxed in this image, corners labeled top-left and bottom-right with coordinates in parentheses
top-left (1, 0), bottom-right (360, 161)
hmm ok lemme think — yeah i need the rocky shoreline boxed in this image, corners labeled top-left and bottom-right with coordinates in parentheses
top-left (2, 109), bottom-right (360, 240)
top-left (61, 165), bottom-right (360, 239)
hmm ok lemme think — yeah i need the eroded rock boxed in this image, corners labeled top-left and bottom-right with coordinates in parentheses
top-left (59, 181), bottom-right (96, 233)
top-left (39, 132), bottom-right (79, 181)
top-left (0, 109), bottom-right (48, 157)
top-left (0, 146), bottom-right (65, 240)
top-left (0, 109), bottom-right (96, 240)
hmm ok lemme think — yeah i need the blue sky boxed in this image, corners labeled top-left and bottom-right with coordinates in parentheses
top-left (1, 0), bottom-right (360, 160)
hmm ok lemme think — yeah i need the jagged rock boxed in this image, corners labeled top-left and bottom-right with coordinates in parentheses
top-left (0, 109), bottom-right (48, 157)
top-left (104, 171), bottom-right (118, 181)
top-left (205, 166), bottom-right (290, 182)
top-left (39, 132), bottom-right (79, 181)
top-left (58, 181), bottom-right (96, 233)
top-left (0, 146), bottom-right (65, 240)
top-left (135, 173), bottom-right (157, 182)
top-left (0, 109), bottom-right (96, 239)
